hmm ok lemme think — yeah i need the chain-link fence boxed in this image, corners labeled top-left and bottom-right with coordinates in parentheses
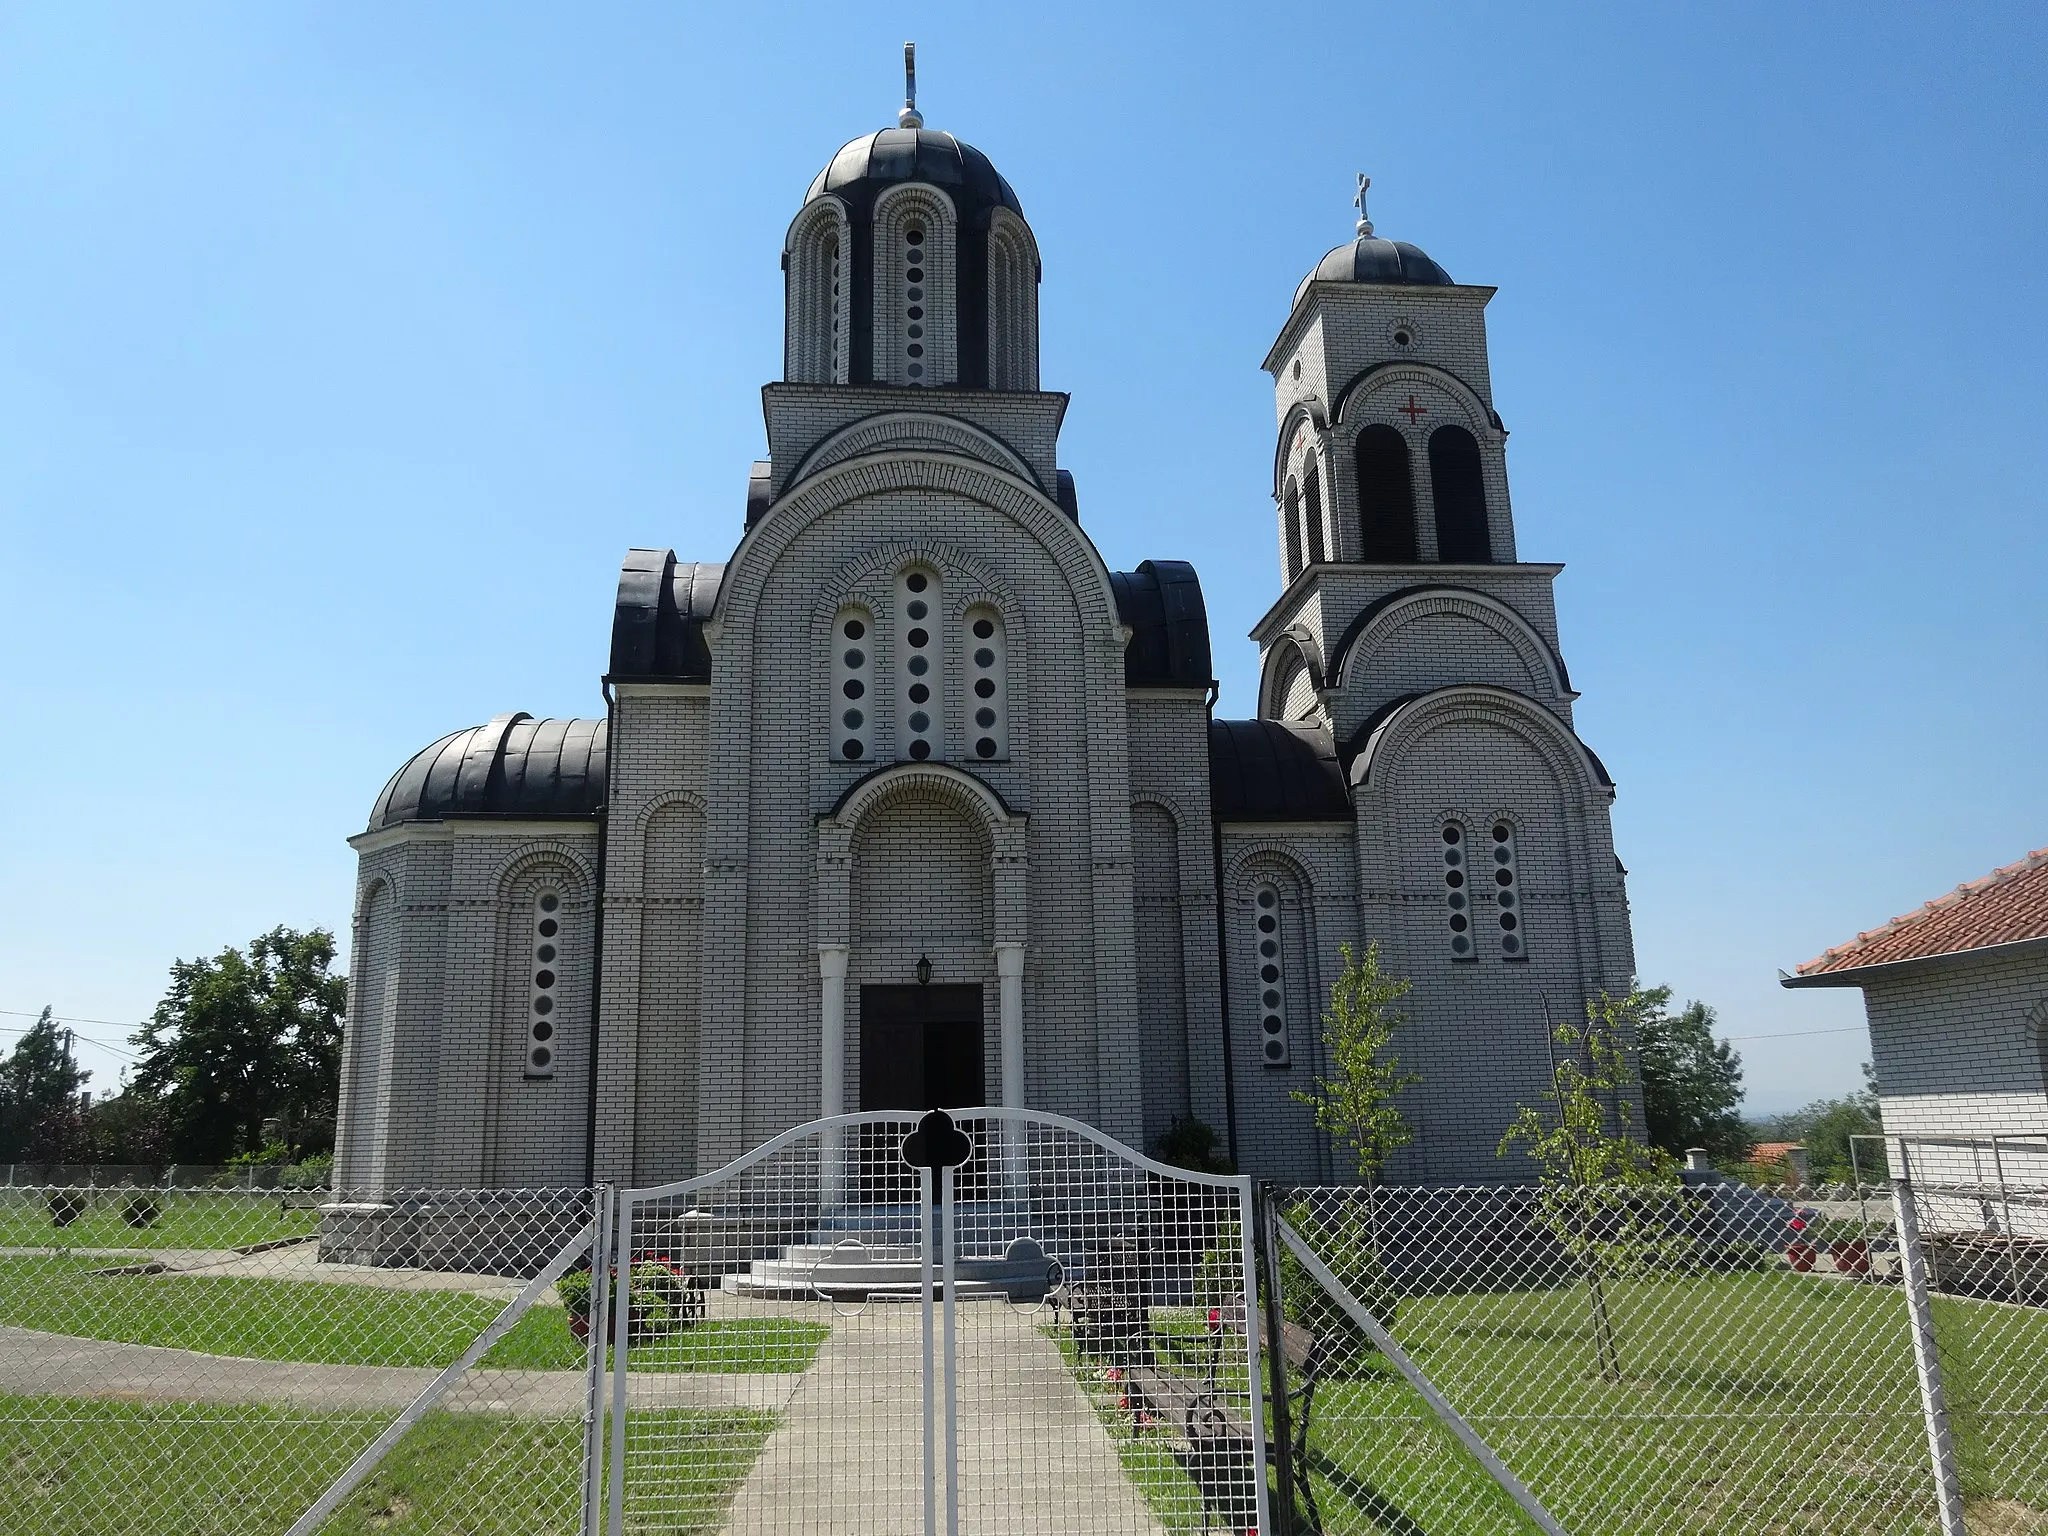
top-left (1272, 1179), bottom-right (2048, 1535)
top-left (0, 1183), bottom-right (602, 1536)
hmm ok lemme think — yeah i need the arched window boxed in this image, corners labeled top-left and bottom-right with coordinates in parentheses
top-left (831, 606), bottom-right (875, 762)
top-left (1356, 424), bottom-right (1418, 562)
top-left (784, 202), bottom-right (849, 384)
top-left (1440, 822), bottom-right (1475, 960)
top-left (1280, 479), bottom-right (1304, 583)
top-left (963, 605), bottom-right (1007, 760)
top-left (988, 210), bottom-right (1039, 391)
top-left (1303, 459), bottom-right (1328, 566)
top-left (896, 567), bottom-right (942, 760)
top-left (875, 188), bottom-right (954, 387)
top-left (1252, 882), bottom-right (1291, 1066)
top-left (1429, 424), bottom-right (1492, 563)
top-left (527, 889), bottom-right (563, 1077)
top-left (1488, 821), bottom-right (1527, 960)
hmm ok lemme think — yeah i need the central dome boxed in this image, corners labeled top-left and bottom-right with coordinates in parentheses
top-left (805, 128), bottom-right (1023, 221)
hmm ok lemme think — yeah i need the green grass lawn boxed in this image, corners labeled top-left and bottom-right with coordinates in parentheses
top-left (1298, 1273), bottom-right (2048, 1536)
top-left (0, 1394), bottom-right (774, 1536)
top-left (0, 1189), bottom-right (321, 1252)
top-left (0, 1256), bottom-right (828, 1373)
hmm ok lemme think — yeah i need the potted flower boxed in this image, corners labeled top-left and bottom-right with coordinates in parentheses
top-left (1831, 1237), bottom-right (1872, 1276)
top-left (1784, 1215), bottom-right (1819, 1273)
top-left (557, 1261), bottom-right (701, 1345)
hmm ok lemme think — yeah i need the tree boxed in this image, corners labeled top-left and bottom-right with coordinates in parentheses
top-left (1293, 942), bottom-right (1419, 1183)
top-left (0, 1007), bottom-right (92, 1163)
top-left (1499, 990), bottom-right (1679, 1381)
top-left (131, 927), bottom-right (348, 1165)
top-left (1287, 942), bottom-right (1420, 1337)
top-left (1760, 1066), bottom-right (1881, 1184)
top-left (1635, 990), bottom-right (1750, 1163)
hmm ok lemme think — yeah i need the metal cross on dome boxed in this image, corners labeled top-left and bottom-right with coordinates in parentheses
top-left (1355, 172), bottom-right (1374, 237)
top-left (899, 42), bottom-right (923, 129)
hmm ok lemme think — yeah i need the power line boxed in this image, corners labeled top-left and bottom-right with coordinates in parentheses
top-left (0, 1009), bottom-right (142, 1059)
top-left (1720, 1025), bottom-right (1865, 1043)
top-left (0, 1006), bottom-right (144, 1030)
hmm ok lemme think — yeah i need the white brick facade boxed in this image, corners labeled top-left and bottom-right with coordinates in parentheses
top-left (335, 121), bottom-right (1639, 1191)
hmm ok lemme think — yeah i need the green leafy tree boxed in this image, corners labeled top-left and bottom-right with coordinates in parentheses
top-left (1153, 1114), bottom-right (1233, 1174)
top-left (1293, 942), bottom-right (1420, 1184)
top-left (131, 927), bottom-right (348, 1165)
top-left (1759, 1066), bottom-right (1882, 1184)
top-left (1286, 942), bottom-right (1420, 1341)
top-left (1499, 990), bottom-right (1680, 1381)
top-left (0, 1007), bottom-right (92, 1163)
top-left (1635, 989), bottom-right (1750, 1163)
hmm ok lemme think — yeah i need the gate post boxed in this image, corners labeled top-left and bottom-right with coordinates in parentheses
top-left (1893, 1157), bottom-right (1967, 1536)
top-left (1255, 1182), bottom-right (1300, 1536)
top-left (581, 1185), bottom-right (613, 1536)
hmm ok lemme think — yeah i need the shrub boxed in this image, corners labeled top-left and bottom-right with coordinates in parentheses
top-left (558, 1261), bottom-right (698, 1342)
top-left (121, 1195), bottom-right (161, 1228)
top-left (46, 1190), bottom-right (86, 1227)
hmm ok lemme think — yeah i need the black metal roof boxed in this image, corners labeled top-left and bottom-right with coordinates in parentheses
top-left (1111, 560), bottom-right (1212, 689)
top-left (368, 714), bottom-right (608, 830)
top-left (1294, 236), bottom-right (1454, 308)
top-left (609, 550), bottom-right (722, 682)
top-left (1208, 719), bottom-right (1352, 822)
top-left (803, 129), bottom-right (1024, 224)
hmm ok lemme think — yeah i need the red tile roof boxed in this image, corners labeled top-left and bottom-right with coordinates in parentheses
top-left (1797, 847), bottom-right (2048, 977)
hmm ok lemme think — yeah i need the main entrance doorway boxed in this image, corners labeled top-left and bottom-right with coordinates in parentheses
top-left (860, 984), bottom-right (985, 1197)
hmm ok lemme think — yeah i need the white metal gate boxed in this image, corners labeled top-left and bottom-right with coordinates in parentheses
top-left (604, 1108), bottom-right (1265, 1536)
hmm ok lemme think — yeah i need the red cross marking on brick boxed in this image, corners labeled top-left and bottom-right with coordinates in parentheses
top-left (1397, 395), bottom-right (1428, 423)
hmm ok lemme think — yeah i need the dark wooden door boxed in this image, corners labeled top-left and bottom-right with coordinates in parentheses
top-left (859, 984), bottom-right (986, 1198)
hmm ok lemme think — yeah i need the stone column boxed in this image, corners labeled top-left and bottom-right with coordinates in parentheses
top-left (818, 944), bottom-right (849, 1208)
top-left (994, 942), bottom-right (1026, 1197)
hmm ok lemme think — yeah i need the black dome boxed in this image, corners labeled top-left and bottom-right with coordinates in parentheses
top-left (1294, 236), bottom-right (1454, 307)
top-left (803, 128), bottom-right (1023, 225)
top-left (369, 713), bottom-right (608, 831)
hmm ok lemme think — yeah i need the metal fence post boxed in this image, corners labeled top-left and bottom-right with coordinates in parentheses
top-left (581, 1185), bottom-right (613, 1536)
top-left (1892, 1162), bottom-right (1967, 1536)
top-left (1255, 1183), bottom-right (1300, 1536)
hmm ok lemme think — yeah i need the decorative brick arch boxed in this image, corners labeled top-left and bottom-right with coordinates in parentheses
top-left (815, 762), bottom-right (1028, 947)
top-left (785, 411), bottom-right (1041, 495)
top-left (1329, 588), bottom-right (1571, 705)
top-left (1347, 685), bottom-right (1612, 806)
top-left (1258, 629), bottom-right (1328, 721)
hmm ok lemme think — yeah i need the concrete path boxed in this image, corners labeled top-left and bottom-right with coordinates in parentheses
top-left (715, 1300), bottom-right (1166, 1536)
top-left (0, 1326), bottom-right (803, 1415)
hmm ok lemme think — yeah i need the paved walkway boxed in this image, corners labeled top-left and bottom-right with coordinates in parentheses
top-left (715, 1300), bottom-right (1166, 1536)
top-left (0, 1326), bottom-right (802, 1415)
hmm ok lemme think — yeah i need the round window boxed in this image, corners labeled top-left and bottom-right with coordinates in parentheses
top-left (907, 599), bottom-right (928, 620)
top-left (907, 655), bottom-right (929, 676)
top-left (843, 648), bottom-right (865, 668)
top-left (975, 737), bottom-right (997, 758)
top-left (535, 969), bottom-right (556, 989)
top-left (975, 707), bottom-right (996, 727)
top-left (843, 618), bottom-right (865, 640)
top-left (532, 1021), bottom-right (553, 1042)
top-left (1442, 825), bottom-right (1461, 844)
top-left (843, 679), bottom-right (865, 699)
top-left (536, 943), bottom-right (555, 963)
top-left (530, 1046), bottom-right (552, 1069)
top-left (973, 647), bottom-right (995, 668)
top-left (974, 678), bottom-right (995, 698)
top-left (908, 682), bottom-right (930, 704)
top-left (843, 708), bottom-right (863, 729)
top-left (907, 627), bottom-right (930, 648)
top-left (909, 711), bottom-right (930, 733)
top-left (534, 996), bottom-right (554, 1015)
top-left (909, 739), bottom-right (932, 760)
top-left (973, 618), bottom-right (994, 640)
top-left (842, 739), bottom-right (864, 760)
top-left (538, 918), bottom-right (559, 938)
top-left (906, 572), bottom-right (929, 592)
top-left (539, 893), bottom-right (560, 912)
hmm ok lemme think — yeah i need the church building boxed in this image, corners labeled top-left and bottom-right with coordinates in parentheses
top-left (336, 74), bottom-right (1637, 1193)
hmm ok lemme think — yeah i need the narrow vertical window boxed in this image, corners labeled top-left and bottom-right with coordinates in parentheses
top-left (827, 233), bottom-right (846, 384)
top-left (964, 605), bottom-right (1007, 760)
top-left (1490, 821), bottom-right (1527, 959)
top-left (902, 221), bottom-right (928, 384)
top-left (896, 568), bottom-right (941, 761)
top-left (1442, 823), bottom-right (1474, 960)
top-left (1254, 882), bottom-right (1290, 1066)
top-left (1303, 459), bottom-right (1328, 565)
top-left (1281, 479), bottom-right (1303, 583)
top-left (832, 606), bottom-right (874, 762)
top-left (1429, 424), bottom-right (1491, 563)
top-left (527, 891), bottom-right (562, 1077)
top-left (1356, 424), bottom-right (1418, 561)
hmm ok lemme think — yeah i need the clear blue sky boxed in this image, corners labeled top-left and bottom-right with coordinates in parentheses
top-left (2, 4), bottom-right (2042, 1118)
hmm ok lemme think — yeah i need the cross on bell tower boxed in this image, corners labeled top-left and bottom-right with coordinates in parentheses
top-left (1354, 173), bottom-right (1374, 238)
top-left (898, 42), bottom-right (922, 129)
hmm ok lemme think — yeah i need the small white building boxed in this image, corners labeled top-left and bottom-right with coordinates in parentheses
top-left (1784, 847), bottom-right (2048, 1227)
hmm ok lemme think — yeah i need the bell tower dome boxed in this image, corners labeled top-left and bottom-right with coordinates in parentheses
top-left (783, 45), bottom-right (1040, 391)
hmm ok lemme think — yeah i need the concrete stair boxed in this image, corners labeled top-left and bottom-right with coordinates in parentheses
top-left (727, 1204), bottom-right (1059, 1301)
